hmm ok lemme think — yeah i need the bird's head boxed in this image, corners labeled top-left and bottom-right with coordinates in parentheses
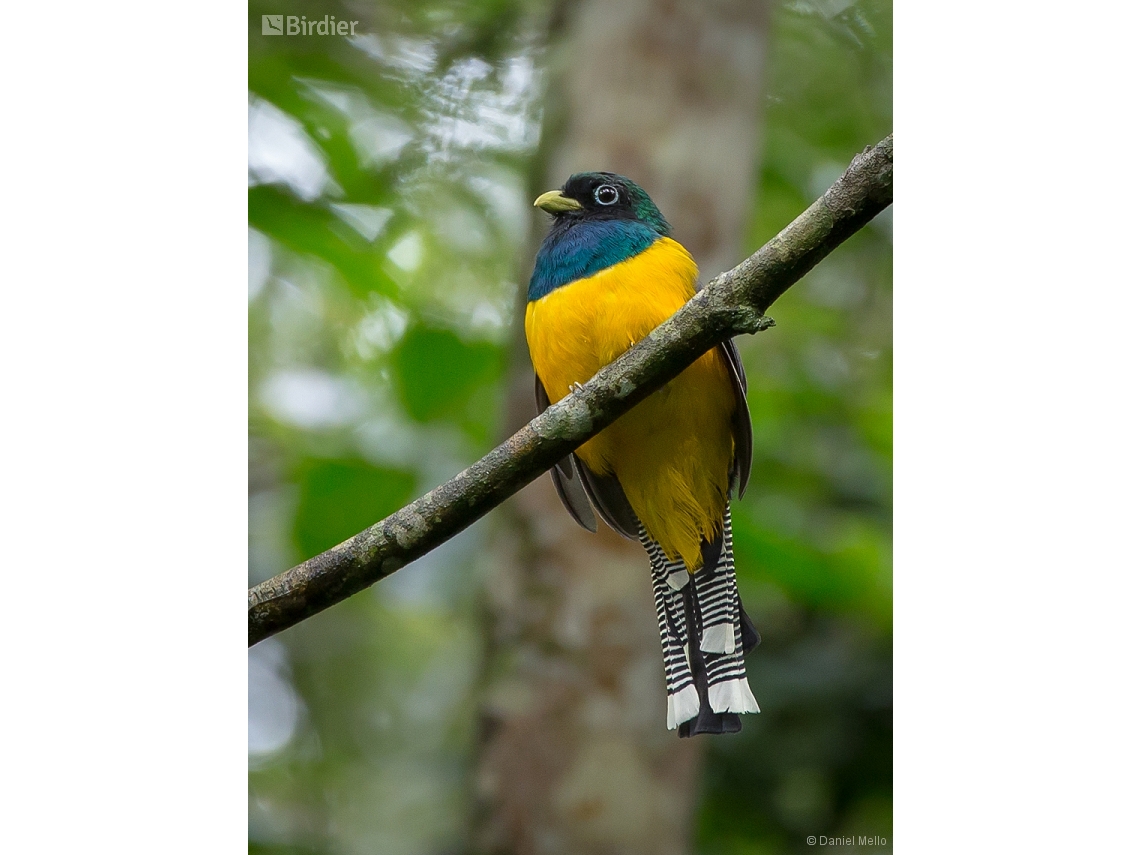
top-left (533, 172), bottom-right (670, 237)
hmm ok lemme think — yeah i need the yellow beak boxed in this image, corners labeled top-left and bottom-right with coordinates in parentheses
top-left (533, 190), bottom-right (583, 213)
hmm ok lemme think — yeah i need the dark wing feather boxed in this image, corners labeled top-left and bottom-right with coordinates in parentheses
top-left (718, 340), bottom-right (753, 498)
top-left (552, 463), bottom-right (598, 532)
top-left (535, 375), bottom-right (597, 532)
top-left (571, 456), bottom-right (641, 540)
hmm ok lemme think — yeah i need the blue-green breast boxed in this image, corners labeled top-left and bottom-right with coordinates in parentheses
top-left (528, 219), bottom-right (661, 302)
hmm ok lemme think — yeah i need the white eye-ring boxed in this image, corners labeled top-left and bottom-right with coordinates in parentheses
top-left (594, 184), bottom-right (619, 205)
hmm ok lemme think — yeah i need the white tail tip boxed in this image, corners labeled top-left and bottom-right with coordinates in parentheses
top-left (700, 623), bottom-right (736, 655)
top-left (666, 684), bottom-right (701, 729)
top-left (708, 678), bottom-right (760, 715)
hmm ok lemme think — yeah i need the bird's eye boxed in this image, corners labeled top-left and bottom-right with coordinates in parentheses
top-left (594, 184), bottom-right (619, 206)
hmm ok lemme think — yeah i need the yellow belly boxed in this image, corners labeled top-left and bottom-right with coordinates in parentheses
top-left (525, 237), bottom-right (735, 570)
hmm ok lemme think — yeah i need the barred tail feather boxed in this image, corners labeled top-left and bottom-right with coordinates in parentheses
top-left (641, 506), bottom-right (760, 735)
top-left (644, 529), bottom-right (696, 727)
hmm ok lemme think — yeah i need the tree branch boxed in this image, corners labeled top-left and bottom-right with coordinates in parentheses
top-left (248, 134), bottom-right (893, 647)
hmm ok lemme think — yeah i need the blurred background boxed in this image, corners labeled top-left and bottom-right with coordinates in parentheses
top-left (248, 0), bottom-right (891, 852)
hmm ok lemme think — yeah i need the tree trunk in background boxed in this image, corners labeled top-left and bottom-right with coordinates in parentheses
top-left (475, 2), bottom-right (771, 852)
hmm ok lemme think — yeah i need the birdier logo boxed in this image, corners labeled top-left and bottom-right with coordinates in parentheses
top-left (261, 14), bottom-right (360, 36)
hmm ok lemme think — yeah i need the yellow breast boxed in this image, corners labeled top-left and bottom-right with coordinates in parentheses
top-left (525, 237), bottom-right (735, 570)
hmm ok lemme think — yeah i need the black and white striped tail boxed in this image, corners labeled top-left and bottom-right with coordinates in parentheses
top-left (641, 506), bottom-right (760, 736)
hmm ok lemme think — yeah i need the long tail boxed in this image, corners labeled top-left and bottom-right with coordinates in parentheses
top-left (641, 505), bottom-right (761, 736)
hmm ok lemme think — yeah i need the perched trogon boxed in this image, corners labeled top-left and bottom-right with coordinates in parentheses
top-left (526, 172), bottom-right (761, 737)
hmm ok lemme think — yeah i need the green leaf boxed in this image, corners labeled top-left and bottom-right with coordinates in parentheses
top-left (390, 325), bottom-right (501, 423)
top-left (292, 458), bottom-right (417, 557)
top-left (249, 185), bottom-right (398, 297)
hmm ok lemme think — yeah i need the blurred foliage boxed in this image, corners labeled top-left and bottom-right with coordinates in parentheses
top-left (249, 0), bottom-right (891, 853)
top-left (248, 1), bottom-right (541, 852)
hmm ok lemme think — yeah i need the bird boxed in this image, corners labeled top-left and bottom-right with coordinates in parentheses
top-left (525, 172), bottom-right (761, 736)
